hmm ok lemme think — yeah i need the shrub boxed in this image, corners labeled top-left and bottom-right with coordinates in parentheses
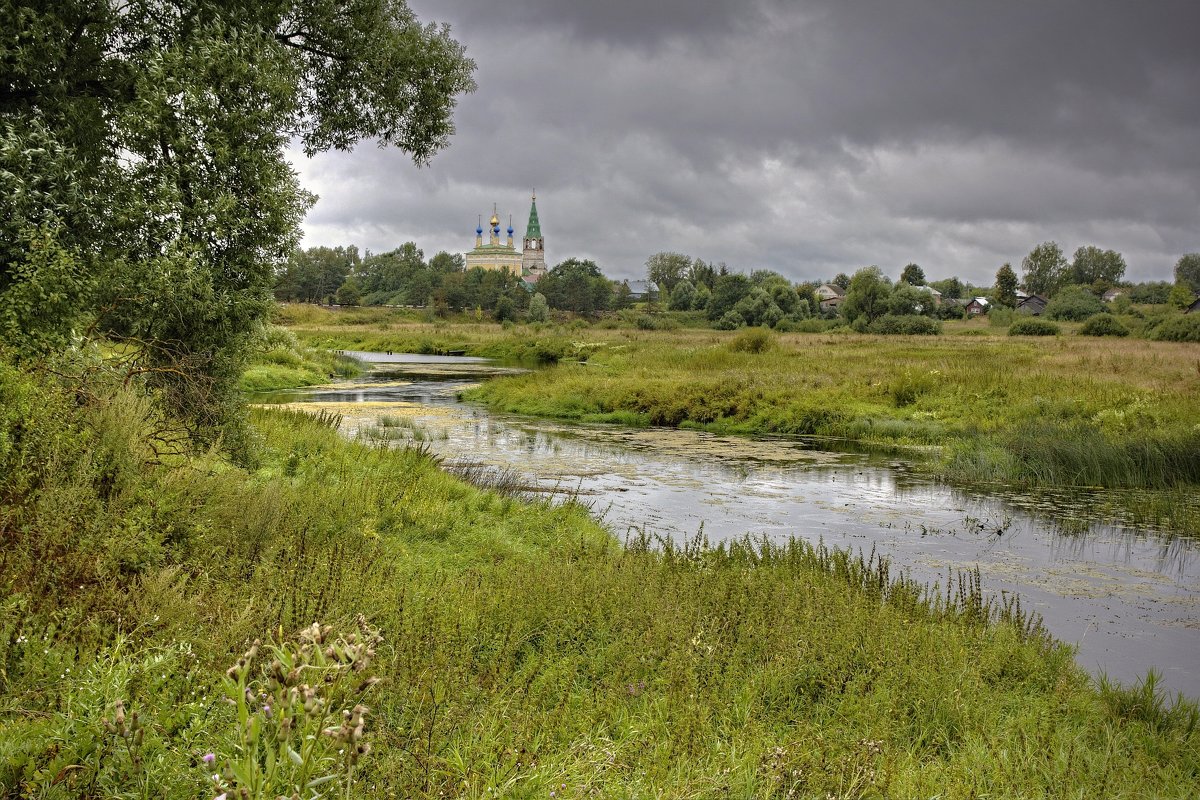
top-left (987, 307), bottom-right (1016, 327)
top-left (715, 310), bottom-right (743, 330)
top-left (728, 327), bottom-right (775, 353)
top-left (1008, 319), bottom-right (1060, 336)
top-left (866, 314), bottom-right (941, 335)
top-left (1078, 314), bottom-right (1130, 337)
top-left (1045, 285), bottom-right (1105, 321)
top-left (1151, 314), bottom-right (1200, 342)
top-left (527, 292), bottom-right (549, 323)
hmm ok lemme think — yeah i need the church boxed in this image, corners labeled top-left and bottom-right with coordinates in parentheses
top-left (465, 193), bottom-right (547, 285)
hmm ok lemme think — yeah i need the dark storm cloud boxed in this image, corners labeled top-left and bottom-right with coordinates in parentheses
top-left (294, 1), bottom-right (1200, 284)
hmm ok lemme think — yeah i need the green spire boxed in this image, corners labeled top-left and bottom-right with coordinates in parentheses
top-left (525, 192), bottom-right (541, 239)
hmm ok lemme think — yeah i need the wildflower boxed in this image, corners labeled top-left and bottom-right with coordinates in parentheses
top-left (203, 753), bottom-right (216, 764)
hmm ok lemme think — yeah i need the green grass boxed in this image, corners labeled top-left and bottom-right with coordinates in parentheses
top-left (240, 324), bottom-right (363, 392)
top-left (1, 357), bottom-right (1198, 796)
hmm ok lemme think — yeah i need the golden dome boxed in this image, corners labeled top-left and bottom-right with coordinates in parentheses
top-left (489, 212), bottom-right (499, 227)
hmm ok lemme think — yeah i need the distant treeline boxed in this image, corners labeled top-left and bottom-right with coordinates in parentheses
top-left (275, 242), bottom-right (1200, 331)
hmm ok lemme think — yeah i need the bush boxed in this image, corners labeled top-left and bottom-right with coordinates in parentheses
top-left (715, 310), bottom-right (743, 330)
top-left (1045, 285), bottom-right (1105, 321)
top-left (865, 314), bottom-right (941, 335)
top-left (1078, 314), bottom-right (1130, 337)
top-left (1008, 319), bottom-right (1060, 336)
top-left (1151, 314), bottom-right (1200, 342)
top-left (728, 327), bottom-right (775, 353)
top-left (935, 303), bottom-right (966, 320)
top-left (987, 307), bottom-right (1016, 327)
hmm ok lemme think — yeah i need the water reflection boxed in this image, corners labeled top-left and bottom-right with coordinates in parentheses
top-left (258, 353), bottom-right (1200, 698)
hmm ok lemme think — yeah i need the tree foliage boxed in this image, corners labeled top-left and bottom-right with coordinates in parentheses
top-left (928, 276), bottom-right (965, 300)
top-left (668, 280), bottom-right (697, 311)
top-left (0, 0), bottom-right (475, 441)
top-left (900, 263), bottom-right (926, 286)
top-left (1044, 285), bottom-right (1104, 321)
top-left (1021, 242), bottom-right (1068, 297)
top-left (645, 252), bottom-right (691, 296)
top-left (1175, 253), bottom-right (1200, 293)
top-left (538, 259), bottom-right (613, 315)
top-left (994, 263), bottom-right (1019, 308)
top-left (1069, 246), bottom-right (1126, 288)
top-left (275, 246), bottom-right (361, 303)
top-left (841, 267), bottom-right (892, 324)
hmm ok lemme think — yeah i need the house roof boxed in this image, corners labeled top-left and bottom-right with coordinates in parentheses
top-left (967, 296), bottom-right (990, 307)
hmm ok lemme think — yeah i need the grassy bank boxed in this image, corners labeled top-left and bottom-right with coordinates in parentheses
top-left (3, 359), bottom-right (1197, 796)
top-left (240, 325), bottom-right (364, 393)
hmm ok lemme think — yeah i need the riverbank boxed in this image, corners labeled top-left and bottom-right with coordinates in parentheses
top-left (3, 359), bottom-right (1198, 796)
top-left (283, 309), bottom-right (1200, 534)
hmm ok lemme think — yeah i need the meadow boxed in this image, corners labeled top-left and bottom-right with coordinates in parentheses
top-left (281, 305), bottom-right (1200, 533)
top-left (3, 357), bottom-right (1198, 797)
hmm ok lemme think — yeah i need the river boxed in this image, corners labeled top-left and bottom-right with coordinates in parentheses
top-left (261, 352), bottom-right (1200, 698)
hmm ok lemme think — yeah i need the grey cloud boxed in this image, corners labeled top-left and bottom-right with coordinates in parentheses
top-left (294, 1), bottom-right (1200, 286)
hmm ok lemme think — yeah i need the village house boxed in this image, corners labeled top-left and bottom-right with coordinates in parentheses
top-left (1102, 287), bottom-right (1126, 302)
top-left (816, 283), bottom-right (845, 312)
top-left (964, 297), bottom-right (990, 315)
top-left (1016, 294), bottom-right (1048, 315)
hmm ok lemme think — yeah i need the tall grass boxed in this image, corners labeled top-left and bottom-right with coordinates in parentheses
top-left (3, 359), bottom-right (1198, 797)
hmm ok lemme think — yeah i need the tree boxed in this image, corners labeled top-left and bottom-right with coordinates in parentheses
top-left (841, 267), bottom-right (892, 324)
top-left (994, 263), bottom-right (1018, 308)
top-left (888, 284), bottom-right (933, 316)
top-left (900, 263), bottom-right (926, 285)
top-left (275, 246), bottom-right (360, 303)
top-left (527, 292), bottom-right (549, 323)
top-left (335, 276), bottom-right (363, 306)
top-left (1175, 253), bottom-right (1200, 293)
top-left (706, 273), bottom-right (752, 321)
top-left (668, 280), bottom-right (697, 311)
top-left (1044, 285), bottom-right (1105, 321)
top-left (0, 1), bottom-right (475, 444)
top-left (429, 251), bottom-right (466, 275)
top-left (1169, 282), bottom-right (1196, 309)
top-left (1069, 246), bottom-right (1126, 288)
top-left (687, 259), bottom-right (717, 290)
top-left (1021, 242), bottom-right (1068, 297)
top-left (538, 259), bottom-right (612, 314)
top-left (832, 273), bottom-right (852, 290)
top-left (646, 252), bottom-right (691, 297)
top-left (929, 276), bottom-right (965, 299)
top-left (1129, 281), bottom-right (1173, 304)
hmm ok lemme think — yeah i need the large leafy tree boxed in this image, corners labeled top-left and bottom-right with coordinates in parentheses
top-left (538, 259), bottom-right (612, 315)
top-left (1069, 246), bottom-right (1126, 288)
top-left (900, 263), bottom-right (926, 285)
top-left (841, 266), bottom-right (892, 324)
top-left (645, 252), bottom-right (691, 296)
top-left (1021, 242), bottom-right (1067, 297)
top-left (994, 263), bottom-right (1018, 308)
top-left (1174, 253), bottom-right (1200, 293)
top-left (1, 0), bottom-right (475, 438)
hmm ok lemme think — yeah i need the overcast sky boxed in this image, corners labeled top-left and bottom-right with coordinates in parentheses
top-left (291, 0), bottom-right (1200, 286)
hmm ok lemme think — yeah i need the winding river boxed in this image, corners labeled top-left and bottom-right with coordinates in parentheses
top-left (262, 352), bottom-right (1200, 698)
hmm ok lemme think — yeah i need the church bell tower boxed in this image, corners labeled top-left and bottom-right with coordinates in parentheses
top-left (521, 191), bottom-right (546, 281)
